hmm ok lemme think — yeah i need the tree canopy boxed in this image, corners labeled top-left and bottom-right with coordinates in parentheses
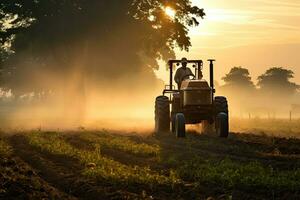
top-left (258, 67), bottom-right (299, 95)
top-left (222, 66), bottom-right (255, 89)
top-left (0, 0), bottom-right (205, 94)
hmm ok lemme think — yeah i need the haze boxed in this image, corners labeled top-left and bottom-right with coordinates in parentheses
top-left (1, 1), bottom-right (299, 130)
top-left (156, 0), bottom-right (300, 84)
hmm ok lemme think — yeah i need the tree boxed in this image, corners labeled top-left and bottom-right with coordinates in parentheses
top-left (222, 67), bottom-right (255, 89)
top-left (0, 49), bottom-right (11, 89)
top-left (0, 0), bottom-right (205, 94)
top-left (257, 67), bottom-right (299, 96)
top-left (220, 67), bottom-right (256, 114)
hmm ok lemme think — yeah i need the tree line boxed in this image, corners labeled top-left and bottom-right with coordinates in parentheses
top-left (221, 66), bottom-right (299, 96)
top-left (219, 66), bottom-right (300, 117)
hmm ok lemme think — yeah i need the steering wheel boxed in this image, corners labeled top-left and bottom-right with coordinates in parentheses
top-left (181, 74), bottom-right (196, 81)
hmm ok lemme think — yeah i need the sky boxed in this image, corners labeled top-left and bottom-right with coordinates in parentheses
top-left (156, 0), bottom-right (300, 85)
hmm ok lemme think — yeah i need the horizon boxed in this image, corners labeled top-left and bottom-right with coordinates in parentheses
top-left (156, 0), bottom-right (300, 85)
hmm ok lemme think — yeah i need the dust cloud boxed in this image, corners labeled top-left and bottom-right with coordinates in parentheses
top-left (1, 63), bottom-right (300, 133)
top-left (0, 68), bottom-right (162, 132)
top-left (1, 42), bottom-right (299, 133)
top-left (1, 23), bottom-right (166, 131)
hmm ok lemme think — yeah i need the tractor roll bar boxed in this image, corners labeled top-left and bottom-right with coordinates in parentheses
top-left (168, 60), bottom-right (203, 90)
top-left (207, 59), bottom-right (215, 91)
top-left (208, 59), bottom-right (216, 103)
top-left (165, 59), bottom-right (216, 97)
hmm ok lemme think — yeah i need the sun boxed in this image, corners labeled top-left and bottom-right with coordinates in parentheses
top-left (165, 7), bottom-right (176, 19)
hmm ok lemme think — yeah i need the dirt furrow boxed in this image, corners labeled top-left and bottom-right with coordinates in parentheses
top-left (8, 135), bottom-right (116, 199)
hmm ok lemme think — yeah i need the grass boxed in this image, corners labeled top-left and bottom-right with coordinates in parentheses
top-left (27, 132), bottom-right (174, 188)
top-left (0, 134), bottom-right (74, 199)
top-left (78, 131), bottom-right (160, 156)
top-left (1, 129), bottom-right (300, 199)
top-left (177, 158), bottom-right (300, 192)
top-left (0, 138), bottom-right (12, 156)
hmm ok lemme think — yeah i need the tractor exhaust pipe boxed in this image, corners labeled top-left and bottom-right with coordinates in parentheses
top-left (207, 59), bottom-right (215, 92)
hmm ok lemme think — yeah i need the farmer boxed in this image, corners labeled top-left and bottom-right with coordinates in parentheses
top-left (174, 57), bottom-right (194, 89)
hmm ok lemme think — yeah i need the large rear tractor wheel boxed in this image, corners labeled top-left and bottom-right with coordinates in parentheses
top-left (155, 96), bottom-right (170, 134)
top-left (175, 113), bottom-right (186, 138)
top-left (214, 96), bottom-right (229, 138)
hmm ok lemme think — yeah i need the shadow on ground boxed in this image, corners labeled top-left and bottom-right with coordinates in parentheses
top-left (0, 131), bottom-right (299, 200)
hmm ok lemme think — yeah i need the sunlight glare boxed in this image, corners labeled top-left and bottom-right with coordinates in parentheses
top-left (165, 7), bottom-right (176, 19)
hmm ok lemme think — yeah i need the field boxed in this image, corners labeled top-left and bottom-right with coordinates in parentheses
top-left (230, 118), bottom-right (300, 137)
top-left (0, 121), bottom-right (300, 200)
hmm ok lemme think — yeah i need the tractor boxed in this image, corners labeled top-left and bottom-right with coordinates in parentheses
top-left (154, 59), bottom-right (229, 138)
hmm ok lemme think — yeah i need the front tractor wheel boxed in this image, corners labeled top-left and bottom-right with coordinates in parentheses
top-left (175, 113), bottom-right (186, 138)
top-left (214, 96), bottom-right (229, 138)
top-left (155, 96), bottom-right (170, 134)
top-left (216, 113), bottom-right (229, 138)
top-left (171, 114), bottom-right (176, 133)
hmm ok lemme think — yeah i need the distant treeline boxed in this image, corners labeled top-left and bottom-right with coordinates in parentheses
top-left (220, 66), bottom-right (299, 94)
top-left (218, 66), bottom-right (300, 117)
